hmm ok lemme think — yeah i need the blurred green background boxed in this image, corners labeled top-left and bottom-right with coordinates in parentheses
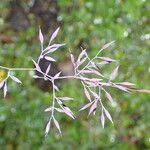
top-left (0, 0), bottom-right (150, 149)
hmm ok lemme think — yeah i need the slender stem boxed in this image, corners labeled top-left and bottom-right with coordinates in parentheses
top-left (9, 68), bottom-right (35, 71)
top-left (76, 49), bottom-right (102, 76)
top-left (41, 43), bottom-right (43, 52)
top-left (0, 66), bottom-right (9, 70)
top-left (50, 80), bottom-right (56, 120)
top-left (98, 86), bottom-right (103, 107)
top-left (57, 76), bottom-right (79, 80)
top-left (0, 65), bottom-right (35, 71)
top-left (56, 76), bottom-right (94, 82)
top-left (37, 53), bottom-right (43, 64)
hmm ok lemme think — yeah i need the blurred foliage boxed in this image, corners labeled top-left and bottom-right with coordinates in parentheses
top-left (0, 0), bottom-right (150, 149)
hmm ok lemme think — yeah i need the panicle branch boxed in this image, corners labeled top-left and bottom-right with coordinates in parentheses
top-left (0, 27), bottom-right (150, 136)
